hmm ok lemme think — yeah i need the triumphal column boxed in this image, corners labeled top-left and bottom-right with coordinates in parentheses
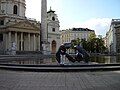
top-left (41, 0), bottom-right (50, 54)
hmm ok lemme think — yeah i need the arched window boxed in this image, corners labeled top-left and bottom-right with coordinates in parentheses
top-left (13, 5), bottom-right (17, 14)
top-left (52, 17), bottom-right (55, 21)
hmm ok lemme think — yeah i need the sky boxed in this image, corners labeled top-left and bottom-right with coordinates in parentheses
top-left (26, 0), bottom-right (120, 37)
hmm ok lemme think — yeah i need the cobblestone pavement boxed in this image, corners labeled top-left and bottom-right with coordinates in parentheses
top-left (0, 70), bottom-right (120, 90)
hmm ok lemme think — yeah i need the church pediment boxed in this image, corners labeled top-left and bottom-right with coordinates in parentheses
top-left (8, 20), bottom-right (39, 31)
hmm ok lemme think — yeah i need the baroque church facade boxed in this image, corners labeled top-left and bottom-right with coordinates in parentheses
top-left (0, 0), bottom-right (60, 54)
top-left (47, 8), bottom-right (61, 54)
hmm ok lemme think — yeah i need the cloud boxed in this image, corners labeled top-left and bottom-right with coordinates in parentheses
top-left (61, 18), bottom-right (111, 37)
top-left (81, 18), bottom-right (111, 36)
top-left (25, 1), bottom-right (112, 37)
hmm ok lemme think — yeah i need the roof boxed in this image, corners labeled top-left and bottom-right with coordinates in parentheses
top-left (111, 19), bottom-right (120, 25)
top-left (47, 7), bottom-right (55, 13)
top-left (47, 10), bottom-right (55, 13)
top-left (72, 28), bottom-right (94, 32)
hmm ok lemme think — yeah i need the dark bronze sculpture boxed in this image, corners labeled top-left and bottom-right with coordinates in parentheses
top-left (56, 43), bottom-right (90, 64)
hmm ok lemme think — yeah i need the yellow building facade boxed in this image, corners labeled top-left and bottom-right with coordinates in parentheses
top-left (61, 28), bottom-right (95, 44)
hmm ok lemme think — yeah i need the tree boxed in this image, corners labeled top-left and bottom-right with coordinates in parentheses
top-left (81, 39), bottom-right (87, 50)
top-left (88, 33), bottom-right (96, 41)
top-left (71, 35), bottom-right (107, 53)
top-left (89, 38), bottom-right (106, 53)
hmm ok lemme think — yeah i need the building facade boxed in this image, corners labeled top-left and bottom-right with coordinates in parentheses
top-left (105, 19), bottom-right (120, 53)
top-left (61, 28), bottom-right (95, 44)
top-left (0, 0), bottom-right (41, 54)
top-left (47, 8), bottom-right (61, 54)
top-left (0, 0), bottom-right (60, 54)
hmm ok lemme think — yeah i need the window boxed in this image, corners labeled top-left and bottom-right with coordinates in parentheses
top-left (0, 34), bottom-right (3, 42)
top-left (52, 17), bottom-right (55, 21)
top-left (0, 20), bottom-right (4, 25)
top-left (52, 28), bottom-right (55, 32)
top-left (13, 5), bottom-right (17, 14)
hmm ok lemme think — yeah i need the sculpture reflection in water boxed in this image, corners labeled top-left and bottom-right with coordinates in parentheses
top-left (56, 43), bottom-right (90, 65)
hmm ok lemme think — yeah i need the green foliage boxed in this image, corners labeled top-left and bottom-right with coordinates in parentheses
top-left (88, 33), bottom-right (96, 41)
top-left (71, 36), bottom-right (107, 53)
top-left (86, 37), bottom-right (106, 53)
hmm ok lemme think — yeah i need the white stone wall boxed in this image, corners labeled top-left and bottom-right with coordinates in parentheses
top-left (106, 19), bottom-right (120, 53)
top-left (18, 1), bottom-right (26, 17)
top-left (108, 27), bottom-right (116, 53)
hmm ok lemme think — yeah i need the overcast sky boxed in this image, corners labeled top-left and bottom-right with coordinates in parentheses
top-left (26, 0), bottom-right (120, 36)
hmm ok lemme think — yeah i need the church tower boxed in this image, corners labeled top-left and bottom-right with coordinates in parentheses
top-left (47, 7), bottom-right (60, 53)
top-left (0, 0), bottom-right (26, 27)
top-left (0, 0), bottom-right (26, 18)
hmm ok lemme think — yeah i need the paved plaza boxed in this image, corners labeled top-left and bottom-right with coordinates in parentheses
top-left (0, 70), bottom-right (120, 90)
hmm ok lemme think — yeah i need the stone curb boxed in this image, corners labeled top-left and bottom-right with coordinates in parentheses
top-left (0, 64), bottom-right (120, 72)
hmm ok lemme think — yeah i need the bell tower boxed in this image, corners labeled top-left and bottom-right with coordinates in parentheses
top-left (0, 0), bottom-right (26, 18)
top-left (47, 7), bottom-right (60, 53)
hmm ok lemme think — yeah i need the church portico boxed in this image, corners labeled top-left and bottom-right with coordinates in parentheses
top-left (15, 32), bottom-right (17, 49)
top-left (8, 31), bottom-right (12, 49)
top-left (20, 32), bottom-right (23, 51)
top-left (28, 33), bottom-right (31, 51)
top-left (3, 31), bottom-right (40, 52)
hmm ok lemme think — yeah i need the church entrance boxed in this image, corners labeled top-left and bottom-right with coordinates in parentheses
top-left (51, 40), bottom-right (56, 54)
